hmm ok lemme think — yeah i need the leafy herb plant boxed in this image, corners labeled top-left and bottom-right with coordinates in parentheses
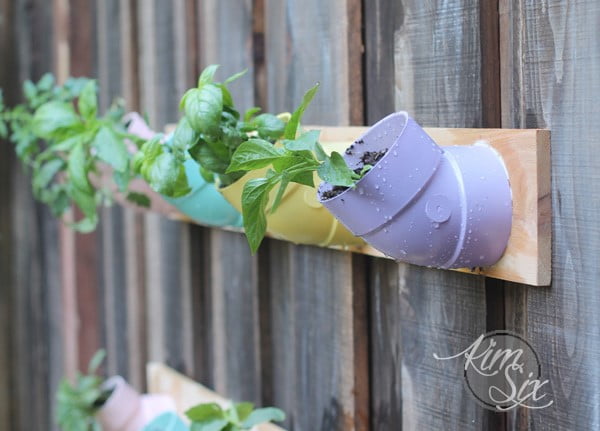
top-left (55, 349), bottom-right (112, 431)
top-left (227, 84), bottom-right (366, 253)
top-left (0, 74), bottom-right (149, 232)
top-left (185, 401), bottom-right (285, 431)
top-left (134, 65), bottom-right (288, 195)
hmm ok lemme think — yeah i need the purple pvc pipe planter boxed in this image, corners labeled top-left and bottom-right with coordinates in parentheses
top-left (319, 112), bottom-right (512, 269)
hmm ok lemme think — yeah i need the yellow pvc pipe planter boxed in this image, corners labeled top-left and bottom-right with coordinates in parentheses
top-left (219, 141), bottom-right (365, 248)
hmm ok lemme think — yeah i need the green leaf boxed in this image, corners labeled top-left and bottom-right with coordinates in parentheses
top-left (147, 153), bottom-right (191, 197)
top-left (223, 68), bottom-right (248, 84)
top-left (50, 132), bottom-right (89, 152)
top-left (234, 403), bottom-right (254, 423)
top-left (253, 113), bottom-right (285, 140)
top-left (189, 420), bottom-right (228, 431)
top-left (242, 408), bottom-right (286, 428)
top-left (69, 214), bottom-right (98, 233)
top-left (198, 64), bottom-right (220, 87)
top-left (87, 349), bottom-right (106, 374)
top-left (227, 139), bottom-right (284, 172)
top-left (78, 80), bottom-right (98, 120)
top-left (218, 84), bottom-right (234, 108)
top-left (147, 152), bottom-right (178, 193)
top-left (243, 107), bottom-right (261, 122)
top-left (37, 73), bottom-right (55, 91)
top-left (270, 174), bottom-right (290, 214)
top-left (283, 83), bottom-right (319, 140)
top-left (172, 117), bottom-right (197, 153)
top-left (282, 130), bottom-right (325, 160)
top-left (317, 151), bottom-right (355, 187)
top-left (24, 80), bottom-right (37, 101)
top-left (68, 143), bottom-right (92, 193)
top-left (126, 192), bottom-right (151, 208)
top-left (186, 403), bottom-right (224, 422)
top-left (290, 170), bottom-right (315, 188)
top-left (242, 178), bottom-right (276, 253)
top-left (184, 84), bottom-right (223, 136)
top-left (199, 165), bottom-right (215, 183)
top-left (69, 186), bottom-right (96, 221)
top-left (189, 143), bottom-right (229, 174)
top-left (33, 159), bottom-right (64, 193)
top-left (92, 126), bottom-right (129, 172)
top-left (33, 101), bottom-right (80, 139)
top-left (179, 88), bottom-right (196, 111)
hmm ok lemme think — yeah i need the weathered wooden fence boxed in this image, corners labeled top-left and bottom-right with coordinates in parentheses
top-left (1, 0), bottom-right (599, 430)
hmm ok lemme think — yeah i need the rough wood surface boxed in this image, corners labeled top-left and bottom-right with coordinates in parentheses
top-left (264, 1), bottom-right (369, 430)
top-left (366, 1), bottom-right (489, 430)
top-left (500, 0), bottom-right (600, 429)
top-left (197, 0), bottom-right (264, 404)
top-left (136, 0), bottom-right (195, 378)
top-left (147, 363), bottom-right (285, 431)
top-left (2, 2), bottom-right (63, 430)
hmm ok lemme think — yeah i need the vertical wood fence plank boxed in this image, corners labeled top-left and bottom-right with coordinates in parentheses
top-left (96, 0), bottom-right (130, 379)
top-left (6, 1), bottom-right (62, 429)
top-left (137, 0), bottom-right (195, 376)
top-left (264, 1), bottom-right (369, 429)
top-left (209, 230), bottom-right (262, 402)
top-left (0, 2), bottom-right (16, 428)
top-left (198, 0), bottom-right (263, 403)
top-left (501, 1), bottom-right (600, 429)
top-left (67, 0), bottom-right (104, 373)
top-left (365, 1), bottom-right (488, 429)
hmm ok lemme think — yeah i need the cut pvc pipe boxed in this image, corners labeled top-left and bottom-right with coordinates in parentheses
top-left (319, 112), bottom-right (512, 269)
top-left (96, 376), bottom-right (176, 431)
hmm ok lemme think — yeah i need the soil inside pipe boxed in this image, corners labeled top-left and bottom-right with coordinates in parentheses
top-left (319, 141), bottom-right (388, 200)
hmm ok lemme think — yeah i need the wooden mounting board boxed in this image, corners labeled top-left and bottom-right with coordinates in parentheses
top-left (124, 125), bottom-right (551, 286)
top-left (147, 363), bottom-right (286, 431)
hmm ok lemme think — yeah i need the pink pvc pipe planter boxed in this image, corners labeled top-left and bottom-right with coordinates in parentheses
top-left (96, 376), bottom-right (176, 431)
top-left (319, 112), bottom-right (512, 269)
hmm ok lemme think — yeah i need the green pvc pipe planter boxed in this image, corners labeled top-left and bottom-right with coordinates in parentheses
top-left (125, 113), bottom-right (243, 228)
top-left (161, 151), bottom-right (243, 228)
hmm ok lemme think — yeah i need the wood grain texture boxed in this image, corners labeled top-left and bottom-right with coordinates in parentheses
top-left (264, 1), bottom-right (369, 430)
top-left (0, 2), bottom-right (16, 428)
top-left (366, 1), bottom-right (489, 429)
top-left (3, 1), bottom-right (63, 430)
top-left (198, 0), bottom-right (263, 404)
top-left (137, 0), bottom-right (195, 377)
top-left (501, 0), bottom-right (600, 428)
top-left (209, 229), bottom-right (262, 402)
top-left (96, 0), bottom-right (130, 379)
top-left (147, 363), bottom-right (285, 431)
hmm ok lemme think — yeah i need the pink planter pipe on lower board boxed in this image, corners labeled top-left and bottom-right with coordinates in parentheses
top-left (319, 112), bottom-right (512, 269)
top-left (95, 376), bottom-right (176, 431)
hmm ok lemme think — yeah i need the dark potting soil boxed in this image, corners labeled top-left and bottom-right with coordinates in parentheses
top-left (319, 144), bottom-right (388, 200)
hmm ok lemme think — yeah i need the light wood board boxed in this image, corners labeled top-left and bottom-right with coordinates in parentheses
top-left (147, 363), bottom-right (286, 431)
top-left (128, 125), bottom-right (551, 286)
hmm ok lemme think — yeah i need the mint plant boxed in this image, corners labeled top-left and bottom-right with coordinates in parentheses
top-left (185, 401), bottom-right (285, 431)
top-left (227, 84), bottom-right (366, 253)
top-left (55, 349), bottom-right (112, 431)
top-left (0, 74), bottom-right (149, 232)
top-left (134, 65), bottom-right (288, 195)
